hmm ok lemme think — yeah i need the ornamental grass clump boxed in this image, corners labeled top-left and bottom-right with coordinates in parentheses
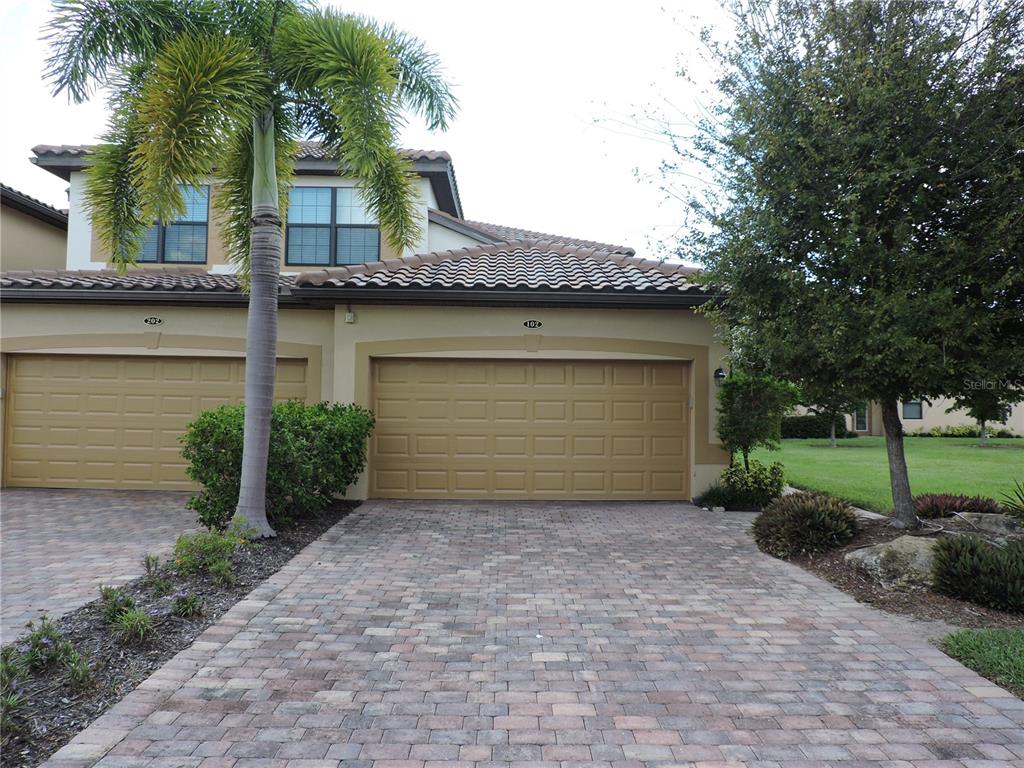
top-left (913, 493), bottom-right (1004, 519)
top-left (753, 492), bottom-right (859, 559)
top-left (932, 536), bottom-right (1023, 613)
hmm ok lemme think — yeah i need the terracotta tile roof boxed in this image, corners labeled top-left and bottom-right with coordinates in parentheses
top-left (429, 209), bottom-right (635, 256)
top-left (31, 143), bottom-right (449, 164)
top-left (0, 268), bottom-right (284, 293)
top-left (294, 240), bottom-right (704, 295)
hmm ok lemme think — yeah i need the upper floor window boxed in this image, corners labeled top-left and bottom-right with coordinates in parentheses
top-left (285, 186), bottom-right (380, 267)
top-left (902, 400), bottom-right (923, 419)
top-left (138, 185), bottom-right (209, 263)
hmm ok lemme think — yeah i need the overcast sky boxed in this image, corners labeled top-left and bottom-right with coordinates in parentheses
top-left (0, 1), bottom-right (730, 260)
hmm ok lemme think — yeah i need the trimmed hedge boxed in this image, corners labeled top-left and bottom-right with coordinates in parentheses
top-left (781, 413), bottom-right (851, 439)
top-left (181, 401), bottom-right (374, 531)
top-left (913, 493), bottom-right (1005, 519)
top-left (932, 536), bottom-right (1023, 613)
top-left (910, 424), bottom-right (1020, 438)
top-left (752, 492), bottom-right (859, 559)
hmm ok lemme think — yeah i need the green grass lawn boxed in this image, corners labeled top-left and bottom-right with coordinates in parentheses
top-left (942, 629), bottom-right (1024, 699)
top-left (753, 436), bottom-right (1023, 513)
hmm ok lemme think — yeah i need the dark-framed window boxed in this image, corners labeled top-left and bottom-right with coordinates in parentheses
top-left (902, 400), bottom-right (923, 419)
top-left (138, 185), bottom-right (209, 263)
top-left (854, 404), bottom-right (868, 432)
top-left (285, 186), bottom-right (380, 266)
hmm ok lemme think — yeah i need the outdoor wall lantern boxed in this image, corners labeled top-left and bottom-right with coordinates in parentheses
top-left (713, 367), bottom-right (727, 386)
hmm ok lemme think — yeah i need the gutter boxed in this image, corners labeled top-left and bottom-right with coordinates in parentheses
top-left (1, 189), bottom-right (68, 230)
top-left (0, 289), bottom-right (316, 308)
top-left (289, 287), bottom-right (717, 309)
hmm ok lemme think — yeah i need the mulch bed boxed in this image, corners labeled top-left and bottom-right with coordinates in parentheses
top-left (792, 517), bottom-right (1021, 630)
top-left (2, 501), bottom-right (359, 768)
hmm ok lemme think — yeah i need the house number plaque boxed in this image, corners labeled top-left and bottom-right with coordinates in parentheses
top-left (143, 316), bottom-right (164, 326)
top-left (523, 319), bottom-right (542, 329)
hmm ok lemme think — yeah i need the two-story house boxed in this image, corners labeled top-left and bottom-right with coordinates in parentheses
top-left (0, 143), bottom-right (729, 500)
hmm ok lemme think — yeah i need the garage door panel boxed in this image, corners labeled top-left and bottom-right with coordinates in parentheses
top-left (370, 359), bottom-right (690, 500)
top-left (5, 355), bottom-right (309, 490)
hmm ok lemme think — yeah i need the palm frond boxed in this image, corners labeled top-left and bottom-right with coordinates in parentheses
top-left (43, 0), bottom-right (212, 102)
top-left (83, 90), bottom-right (149, 270)
top-left (276, 10), bottom-right (422, 252)
top-left (215, 107), bottom-right (297, 287)
top-left (132, 32), bottom-right (268, 223)
top-left (370, 21), bottom-right (459, 131)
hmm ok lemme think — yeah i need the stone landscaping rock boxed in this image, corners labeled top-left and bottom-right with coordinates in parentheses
top-left (844, 534), bottom-right (937, 589)
top-left (955, 512), bottom-right (1023, 540)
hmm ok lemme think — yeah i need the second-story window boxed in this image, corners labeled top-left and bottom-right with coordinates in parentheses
top-left (285, 186), bottom-right (380, 266)
top-left (138, 185), bottom-right (209, 263)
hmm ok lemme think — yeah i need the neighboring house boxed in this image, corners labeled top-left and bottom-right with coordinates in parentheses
top-left (0, 143), bottom-right (728, 500)
top-left (0, 184), bottom-right (68, 271)
top-left (845, 399), bottom-right (1024, 437)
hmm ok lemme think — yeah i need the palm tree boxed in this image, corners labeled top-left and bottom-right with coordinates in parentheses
top-left (44, 0), bottom-right (457, 537)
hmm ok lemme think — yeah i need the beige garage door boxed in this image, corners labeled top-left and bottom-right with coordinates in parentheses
top-left (4, 354), bottom-right (308, 490)
top-left (370, 358), bottom-right (691, 499)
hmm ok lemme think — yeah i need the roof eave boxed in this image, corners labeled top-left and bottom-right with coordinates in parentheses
top-left (426, 210), bottom-right (497, 244)
top-left (0, 289), bottom-right (313, 308)
top-left (31, 153), bottom-right (465, 219)
top-left (289, 286), bottom-right (716, 309)
top-left (1, 188), bottom-right (69, 230)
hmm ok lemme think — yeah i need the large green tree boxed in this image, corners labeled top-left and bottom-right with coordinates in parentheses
top-left (44, 0), bottom-right (456, 537)
top-left (677, 0), bottom-right (1024, 527)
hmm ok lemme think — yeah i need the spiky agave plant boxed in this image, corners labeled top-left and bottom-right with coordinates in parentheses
top-left (44, 0), bottom-right (457, 536)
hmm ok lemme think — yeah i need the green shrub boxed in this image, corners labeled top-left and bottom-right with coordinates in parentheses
top-left (181, 400), bottom-right (375, 530)
top-left (913, 493), bottom-right (1005, 519)
top-left (98, 585), bottom-right (136, 623)
top-left (0, 649), bottom-right (23, 743)
top-left (170, 592), bottom-right (205, 619)
top-left (911, 424), bottom-right (1020, 438)
top-left (931, 536), bottom-right (1023, 613)
top-left (752, 492), bottom-right (859, 559)
top-left (694, 482), bottom-right (734, 509)
top-left (941, 628), bottom-right (1024, 698)
top-left (716, 460), bottom-right (786, 510)
top-left (112, 608), bottom-right (154, 644)
top-left (63, 648), bottom-right (95, 691)
top-left (781, 414), bottom-right (851, 439)
top-left (15, 617), bottom-right (75, 671)
top-left (173, 528), bottom-right (239, 581)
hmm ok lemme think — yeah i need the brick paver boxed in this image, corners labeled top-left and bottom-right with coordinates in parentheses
top-left (0, 488), bottom-right (195, 643)
top-left (43, 500), bottom-right (1024, 768)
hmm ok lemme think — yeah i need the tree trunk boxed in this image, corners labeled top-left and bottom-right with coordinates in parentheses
top-left (979, 420), bottom-right (988, 447)
top-left (829, 418), bottom-right (837, 448)
top-left (881, 397), bottom-right (918, 529)
top-left (234, 110), bottom-right (281, 539)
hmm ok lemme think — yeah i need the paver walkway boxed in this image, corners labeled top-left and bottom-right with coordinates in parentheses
top-left (47, 501), bottom-right (1024, 768)
top-left (0, 489), bottom-right (195, 643)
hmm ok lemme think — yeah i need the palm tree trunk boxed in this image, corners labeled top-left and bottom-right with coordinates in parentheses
top-left (881, 396), bottom-right (918, 529)
top-left (235, 109), bottom-right (280, 539)
top-left (829, 417), bottom-right (837, 448)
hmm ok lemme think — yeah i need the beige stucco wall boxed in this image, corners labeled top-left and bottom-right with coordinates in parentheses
top-left (1, 207), bottom-right (67, 271)
top-left (1, 302), bottom-right (728, 498)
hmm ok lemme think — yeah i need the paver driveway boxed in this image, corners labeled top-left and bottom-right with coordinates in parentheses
top-left (0, 489), bottom-right (195, 643)
top-left (48, 501), bottom-right (1023, 768)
